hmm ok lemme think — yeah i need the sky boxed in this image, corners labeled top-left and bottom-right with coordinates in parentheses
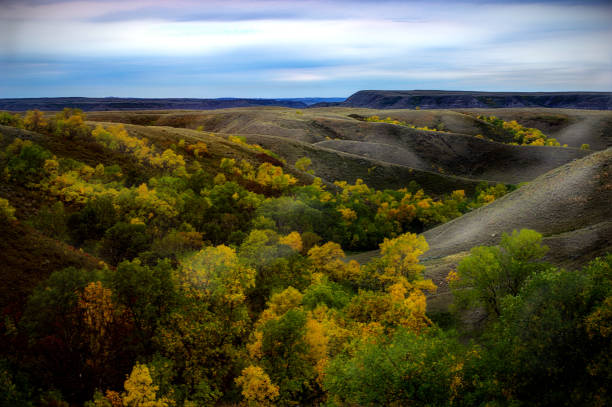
top-left (1, 0), bottom-right (611, 98)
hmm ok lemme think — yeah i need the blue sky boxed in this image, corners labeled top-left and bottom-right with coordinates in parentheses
top-left (1, 0), bottom-right (611, 98)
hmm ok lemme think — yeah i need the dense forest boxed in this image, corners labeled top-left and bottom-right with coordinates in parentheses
top-left (0, 109), bottom-right (610, 406)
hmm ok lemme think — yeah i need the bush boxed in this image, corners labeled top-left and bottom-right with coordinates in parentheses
top-left (0, 111), bottom-right (23, 127)
top-left (5, 139), bottom-right (52, 184)
top-left (0, 197), bottom-right (16, 222)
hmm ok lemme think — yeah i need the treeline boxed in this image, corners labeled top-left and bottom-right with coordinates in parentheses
top-left (365, 115), bottom-right (449, 132)
top-left (477, 115), bottom-right (563, 146)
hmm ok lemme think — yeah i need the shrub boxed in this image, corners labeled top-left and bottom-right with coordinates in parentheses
top-left (0, 197), bottom-right (16, 221)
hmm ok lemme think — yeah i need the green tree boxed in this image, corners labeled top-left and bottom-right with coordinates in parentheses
top-left (259, 309), bottom-right (316, 405)
top-left (99, 222), bottom-right (151, 265)
top-left (324, 329), bottom-right (467, 406)
top-left (450, 229), bottom-right (550, 317)
top-left (466, 254), bottom-right (612, 406)
top-left (112, 259), bottom-right (178, 353)
top-left (67, 195), bottom-right (117, 244)
top-left (5, 139), bottom-right (52, 184)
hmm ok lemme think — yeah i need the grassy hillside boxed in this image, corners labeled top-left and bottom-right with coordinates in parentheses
top-left (423, 148), bottom-right (612, 258)
top-left (85, 107), bottom-right (605, 185)
top-left (0, 218), bottom-right (102, 313)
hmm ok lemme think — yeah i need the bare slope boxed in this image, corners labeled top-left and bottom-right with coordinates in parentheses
top-left (423, 148), bottom-right (612, 259)
top-left (232, 133), bottom-right (486, 195)
top-left (313, 123), bottom-right (589, 184)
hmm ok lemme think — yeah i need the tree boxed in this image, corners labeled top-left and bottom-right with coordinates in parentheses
top-left (5, 139), bottom-right (52, 184)
top-left (468, 255), bottom-right (612, 406)
top-left (183, 245), bottom-right (256, 304)
top-left (307, 242), bottom-right (346, 281)
top-left (67, 195), bottom-right (118, 244)
top-left (23, 109), bottom-right (48, 132)
top-left (54, 109), bottom-right (89, 139)
top-left (259, 309), bottom-right (317, 404)
top-left (99, 222), bottom-right (151, 265)
top-left (450, 229), bottom-right (550, 317)
top-left (279, 231), bottom-right (302, 252)
top-left (122, 363), bottom-right (169, 407)
top-left (19, 267), bottom-right (115, 402)
top-left (376, 232), bottom-right (429, 284)
top-left (155, 246), bottom-right (256, 403)
top-left (78, 281), bottom-right (133, 390)
top-left (324, 329), bottom-right (467, 406)
top-left (111, 259), bottom-right (178, 353)
top-left (235, 365), bottom-right (279, 406)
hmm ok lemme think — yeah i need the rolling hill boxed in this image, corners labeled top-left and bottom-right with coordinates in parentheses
top-left (340, 90), bottom-right (612, 110)
top-left (85, 107), bottom-right (605, 185)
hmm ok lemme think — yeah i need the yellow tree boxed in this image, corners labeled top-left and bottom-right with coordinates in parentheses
top-left (279, 231), bottom-right (303, 252)
top-left (23, 109), bottom-right (48, 132)
top-left (295, 157), bottom-right (313, 173)
top-left (122, 363), bottom-right (169, 407)
top-left (78, 281), bottom-right (132, 387)
top-left (235, 365), bottom-right (279, 406)
top-left (377, 232), bottom-right (429, 283)
top-left (308, 242), bottom-right (361, 282)
top-left (183, 245), bottom-right (256, 304)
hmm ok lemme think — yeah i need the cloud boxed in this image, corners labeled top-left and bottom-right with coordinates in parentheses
top-left (1, 0), bottom-right (611, 96)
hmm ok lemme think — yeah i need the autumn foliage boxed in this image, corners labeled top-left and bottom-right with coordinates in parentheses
top-left (0, 109), bottom-right (608, 407)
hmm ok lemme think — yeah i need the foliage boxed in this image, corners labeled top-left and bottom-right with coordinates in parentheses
top-left (99, 222), bottom-right (152, 265)
top-left (0, 197), bottom-right (17, 221)
top-left (478, 115), bottom-right (561, 146)
top-left (92, 124), bottom-right (186, 171)
top-left (294, 157), bottom-right (313, 173)
top-left (365, 115), bottom-right (448, 132)
top-left (23, 110), bottom-right (49, 133)
top-left (234, 365), bottom-right (279, 406)
top-left (470, 182), bottom-right (509, 208)
top-left (465, 255), bottom-right (612, 406)
top-left (0, 111), bottom-right (23, 127)
top-left (4, 138), bottom-right (53, 185)
top-left (1, 106), bottom-right (608, 407)
top-left (122, 363), bottom-right (169, 407)
top-left (450, 229), bottom-right (550, 317)
top-left (325, 329), bottom-right (468, 406)
top-left (68, 195), bottom-right (118, 244)
top-left (28, 201), bottom-right (68, 240)
top-left (53, 109), bottom-right (89, 139)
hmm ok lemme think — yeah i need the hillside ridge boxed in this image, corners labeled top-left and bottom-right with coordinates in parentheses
top-left (339, 90), bottom-right (612, 110)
